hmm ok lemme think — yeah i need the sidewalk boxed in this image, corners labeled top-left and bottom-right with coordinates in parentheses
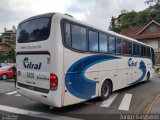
top-left (0, 81), bottom-right (15, 94)
top-left (148, 73), bottom-right (160, 114)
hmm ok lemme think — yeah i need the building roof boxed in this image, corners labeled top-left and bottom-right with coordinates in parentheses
top-left (135, 33), bottom-right (160, 40)
top-left (0, 43), bottom-right (11, 52)
top-left (120, 20), bottom-right (160, 40)
top-left (120, 26), bottom-right (144, 38)
top-left (137, 20), bottom-right (160, 35)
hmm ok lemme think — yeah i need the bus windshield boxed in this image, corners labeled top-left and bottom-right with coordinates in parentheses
top-left (17, 17), bottom-right (51, 43)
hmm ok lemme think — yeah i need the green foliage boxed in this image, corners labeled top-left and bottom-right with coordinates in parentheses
top-left (7, 48), bottom-right (15, 63)
top-left (145, 0), bottom-right (160, 6)
top-left (0, 53), bottom-right (7, 63)
top-left (109, 3), bottom-right (160, 33)
top-left (7, 38), bottom-right (16, 63)
top-left (155, 66), bottom-right (160, 73)
top-left (0, 39), bottom-right (16, 63)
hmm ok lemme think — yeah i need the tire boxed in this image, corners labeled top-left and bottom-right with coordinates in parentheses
top-left (1, 74), bottom-right (7, 80)
top-left (145, 72), bottom-right (150, 83)
top-left (100, 80), bottom-right (112, 100)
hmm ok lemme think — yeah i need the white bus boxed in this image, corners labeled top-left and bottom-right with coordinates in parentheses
top-left (16, 13), bottom-right (156, 107)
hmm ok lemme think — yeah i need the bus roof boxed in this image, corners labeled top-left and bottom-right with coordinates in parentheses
top-left (18, 12), bottom-right (152, 48)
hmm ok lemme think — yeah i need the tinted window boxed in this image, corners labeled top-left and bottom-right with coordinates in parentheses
top-left (116, 38), bottom-right (122, 54)
top-left (151, 48), bottom-right (156, 66)
top-left (147, 47), bottom-right (151, 57)
top-left (141, 46), bottom-right (144, 56)
top-left (65, 23), bottom-right (71, 46)
top-left (71, 24), bottom-right (87, 51)
top-left (17, 18), bottom-right (51, 43)
top-left (89, 30), bottom-right (98, 51)
top-left (133, 43), bottom-right (140, 56)
top-left (108, 36), bottom-right (115, 53)
top-left (144, 46), bottom-right (147, 56)
top-left (99, 33), bottom-right (108, 52)
top-left (141, 45), bottom-right (147, 56)
top-left (122, 40), bottom-right (132, 55)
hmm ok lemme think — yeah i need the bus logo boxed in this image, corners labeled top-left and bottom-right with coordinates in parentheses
top-left (23, 57), bottom-right (42, 70)
top-left (128, 58), bottom-right (137, 67)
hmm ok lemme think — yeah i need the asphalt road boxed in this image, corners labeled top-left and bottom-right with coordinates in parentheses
top-left (0, 75), bottom-right (160, 120)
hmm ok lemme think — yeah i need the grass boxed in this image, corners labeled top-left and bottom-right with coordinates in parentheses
top-left (5, 79), bottom-right (15, 83)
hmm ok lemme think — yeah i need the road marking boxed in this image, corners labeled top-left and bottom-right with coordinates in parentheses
top-left (143, 94), bottom-right (160, 116)
top-left (100, 93), bottom-right (119, 107)
top-left (0, 105), bottom-right (81, 120)
top-left (118, 94), bottom-right (132, 111)
top-left (6, 91), bottom-right (17, 95)
top-left (15, 94), bottom-right (21, 96)
top-left (0, 104), bottom-right (44, 114)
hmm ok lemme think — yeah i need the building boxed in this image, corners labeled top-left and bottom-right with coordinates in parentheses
top-left (114, 10), bottom-right (129, 26)
top-left (121, 20), bottom-right (160, 64)
top-left (0, 26), bottom-right (16, 44)
top-left (0, 43), bottom-right (11, 53)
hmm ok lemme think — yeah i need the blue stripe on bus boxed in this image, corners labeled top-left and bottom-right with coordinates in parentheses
top-left (65, 55), bottom-right (147, 100)
top-left (130, 60), bottom-right (147, 85)
top-left (65, 55), bottom-right (120, 100)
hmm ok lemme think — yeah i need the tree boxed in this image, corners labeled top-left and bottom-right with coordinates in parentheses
top-left (6, 39), bottom-right (16, 63)
top-left (109, 17), bottom-right (122, 33)
top-left (135, 10), bottom-right (151, 26)
top-left (121, 11), bottom-right (137, 28)
top-left (0, 53), bottom-right (7, 63)
top-left (145, 0), bottom-right (160, 6)
top-left (109, 1), bottom-right (160, 33)
top-left (0, 52), bottom-right (7, 67)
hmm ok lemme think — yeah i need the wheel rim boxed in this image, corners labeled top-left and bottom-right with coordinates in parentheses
top-left (2, 75), bottom-right (7, 80)
top-left (102, 84), bottom-right (109, 97)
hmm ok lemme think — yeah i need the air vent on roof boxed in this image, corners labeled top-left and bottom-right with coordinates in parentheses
top-left (64, 13), bottom-right (74, 18)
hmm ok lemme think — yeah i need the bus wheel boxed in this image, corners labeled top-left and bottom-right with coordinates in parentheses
top-left (146, 72), bottom-right (150, 83)
top-left (100, 80), bottom-right (112, 100)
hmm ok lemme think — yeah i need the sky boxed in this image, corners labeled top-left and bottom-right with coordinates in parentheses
top-left (0, 0), bottom-right (148, 33)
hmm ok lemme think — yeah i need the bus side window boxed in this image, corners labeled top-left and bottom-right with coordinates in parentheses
top-left (89, 30), bottom-right (98, 52)
top-left (116, 38), bottom-right (122, 54)
top-left (122, 40), bottom-right (132, 55)
top-left (147, 47), bottom-right (151, 57)
top-left (141, 46), bottom-right (144, 56)
top-left (71, 24), bottom-right (87, 51)
top-left (64, 23), bottom-right (71, 47)
top-left (133, 43), bottom-right (140, 56)
top-left (144, 46), bottom-right (147, 56)
top-left (151, 48), bottom-right (156, 66)
top-left (141, 45), bottom-right (147, 57)
top-left (99, 33), bottom-right (108, 52)
top-left (108, 36), bottom-right (116, 53)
